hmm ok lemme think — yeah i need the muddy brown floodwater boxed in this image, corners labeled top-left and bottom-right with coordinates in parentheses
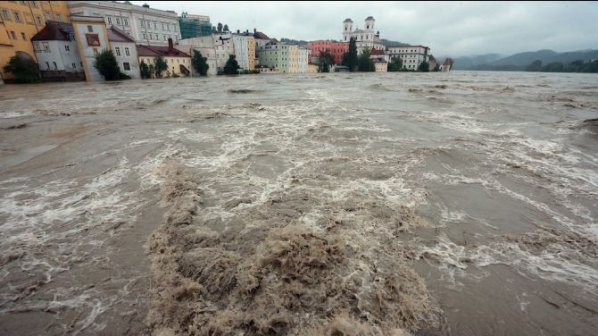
top-left (0, 72), bottom-right (597, 335)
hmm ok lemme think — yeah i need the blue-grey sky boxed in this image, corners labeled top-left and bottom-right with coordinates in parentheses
top-left (131, 1), bottom-right (598, 57)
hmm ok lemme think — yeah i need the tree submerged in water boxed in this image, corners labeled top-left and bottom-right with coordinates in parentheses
top-left (3, 55), bottom-right (41, 83)
top-left (192, 50), bottom-right (210, 76)
top-left (341, 37), bottom-right (358, 72)
top-left (223, 55), bottom-right (240, 75)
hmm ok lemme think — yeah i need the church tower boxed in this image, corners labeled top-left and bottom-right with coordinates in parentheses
top-left (365, 16), bottom-right (375, 31)
top-left (343, 18), bottom-right (353, 42)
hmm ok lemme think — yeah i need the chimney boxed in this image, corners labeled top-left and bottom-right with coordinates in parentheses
top-left (254, 28), bottom-right (256, 33)
top-left (168, 38), bottom-right (173, 50)
top-left (237, 29), bottom-right (240, 34)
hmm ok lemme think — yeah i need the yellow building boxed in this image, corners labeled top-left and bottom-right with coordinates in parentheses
top-left (246, 35), bottom-right (255, 70)
top-left (308, 63), bottom-right (319, 73)
top-left (137, 39), bottom-right (191, 78)
top-left (0, 1), bottom-right (70, 80)
top-left (288, 44), bottom-right (298, 73)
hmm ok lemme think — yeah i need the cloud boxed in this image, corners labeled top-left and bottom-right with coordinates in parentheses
top-left (131, 1), bottom-right (598, 57)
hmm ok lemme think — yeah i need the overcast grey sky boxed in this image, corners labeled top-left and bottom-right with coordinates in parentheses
top-left (131, 1), bottom-right (598, 57)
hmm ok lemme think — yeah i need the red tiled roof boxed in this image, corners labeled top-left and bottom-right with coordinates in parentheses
top-left (31, 21), bottom-right (74, 41)
top-left (137, 44), bottom-right (190, 57)
top-left (370, 49), bottom-right (385, 55)
top-left (108, 26), bottom-right (135, 43)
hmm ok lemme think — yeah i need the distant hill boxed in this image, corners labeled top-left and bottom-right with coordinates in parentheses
top-left (449, 54), bottom-right (503, 70)
top-left (455, 49), bottom-right (598, 71)
top-left (280, 38), bottom-right (308, 46)
top-left (380, 39), bottom-right (410, 47)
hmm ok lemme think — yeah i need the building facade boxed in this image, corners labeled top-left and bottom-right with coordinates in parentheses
top-left (257, 42), bottom-right (309, 73)
top-left (176, 35), bottom-right (217, 75)
top-left (232, 34), bottom-right (249, 70)
top-left (31, 20), bottom-right (83, 81)
top-left (305, 40), bottom-right (347, 65)
top-left (387, 45), bottom-right (430, 71)
top-left (108, 26), bottom-right (139, 79)
top-left (178, 12), bottom-right (211, 39)
top-left (137, 39), bottom-right (191, 77)
top-left (67, 1), bottom-right (180, 46)
top-left (342, 17), bottom-right (384, 54)
top-left (71, 15), bottom-right (110, 81)
top-left (0, 0), bottom-right (70, 80)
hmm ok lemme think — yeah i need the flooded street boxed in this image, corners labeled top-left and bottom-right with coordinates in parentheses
top-left (1, 72), bottom-right (597, 335)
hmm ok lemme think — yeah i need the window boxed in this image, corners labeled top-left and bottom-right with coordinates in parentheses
top-left (45, 61), bottom-right (50, 70)
top-left (93, 48), bottom-right (98, 56)
top-left (125, 47), bottom-right (129, 56)
top-left (55, 13), bottom-right (61, 22)
top-left (44, 11), bottom-right (51, 20)
top-left (153, 21), bottom-right (157, 29)
top-left (114, 17), bottom-right (120, 25)
top-left (87, 25), bottom-right (93, 33)
top-left (72, 62), bottom-right (76, 69)
top-left (155, 33), bottom-right (158, 40)
top-left (31, 1), bottom-right (38, 7)
top-left (107, 17), bottom-right (112, 24)
top-left (148, 33), bottom-right (152, 40)
top-left (140, 19), bottom-right (144, 28)
top-left (1, 9), bottom-right (11, 21)
top-left (64, 45), bottom-right (69, 51)
top-left (124, 18), bottom-right (128, 26)
top-left (143, 32), bottom-right (147, 39)
top-left (13, 11), bottom-right (22, 22)
top-left (163, 35), bottom-right (166, 41)
top-left (123, 62), bottom-right (130, 71)
top-left (173, 24), bottom-right (177, 32)
top-left (161, 23), bottom-right (165, 30)
top-left (42, 41), bottom-right (49, 51)
top-left (20, 32), bottom-right (26, 40)
top-left (35, 15), bottom-right (42, 25)
top-left (115, 47), bottom-right (120, 56)
top-left (166, 24), bottom-right (169, 31)
top-left (80, 61), bottom-right (83, 67)
top-left (53, 61), bottom-right (57, 70)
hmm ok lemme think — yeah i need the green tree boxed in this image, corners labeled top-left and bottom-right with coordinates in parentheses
top-left (542, 62), bottom-right (564, 72)
top-left (319, 49), bottom-right (335, 72)
top-left (191, 50), bottom-right (210, 76)
top-left (357, 47), bottom-right (375, 72)
top-left (94, 50), bottom-right (122, 80)
top-left (417, 61), bottom-right (430, 72)
top-left (223, 24), bottom-right (229, 32)
top-left (3, 55), bottom-right (40, 83)
top-left (388, 56), bottom-right (403, 72)
top-left (140, 60), bottom-right (151, 79)
top-left (153, 56), bottom-right (167, 78)
top-left (525, 59), bottom-right (542, 72)
top-left (342, 37), bottom-right (358, 72)
top-left (223, 55), bottom-right (240, 75)
top-left (217, 22), bottom-right (223, 32)
top-left (581, 60), bottom-right (598, 73)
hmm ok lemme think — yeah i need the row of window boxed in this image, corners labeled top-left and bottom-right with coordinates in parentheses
top-left (139, 19), bottom-right (177, 33)
top-left (107, 16), bottom-right (128, 27)
top-left (141, 32), bottom-right (177, 42)
top-left (391, 49), bottom-right (426, 53)
top-left (5, 30), bottom-right (27, 41)
top-left (114, 46), bottom-right (131, 57)
top-left (0, 7), bottom-right (61, 24)
top-left (43, 60), bottom-right (82, 71)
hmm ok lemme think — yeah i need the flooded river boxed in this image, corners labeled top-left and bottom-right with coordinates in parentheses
top-left (1, 72), bottom-right (597, 335)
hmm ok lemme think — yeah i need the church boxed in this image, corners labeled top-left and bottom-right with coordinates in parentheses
top-left (342, 17), bottom-right (386, 53)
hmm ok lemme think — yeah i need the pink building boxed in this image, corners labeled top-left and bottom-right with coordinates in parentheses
top-left (306, 40), bottom-right (348, 64)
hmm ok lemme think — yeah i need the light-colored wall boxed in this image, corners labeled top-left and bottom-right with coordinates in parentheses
top-left (112, 41), bottom-right (139, 79)
top-left (72, 20), bottom-right (110, 81)
top-left (246, 36), bottom-right (255, 70)
top-left (68, 1), bottom-right (179, 45)
top-left (375, 62), bottom-right (387, 72)
top-left (33, 40), bottom-right (82, 72)
top-left (298, 48), bottom-right (309, 73)
top-left (176, 37), bottom-right (218, 75)
top-left (232, 35), bottom-right (249, 70)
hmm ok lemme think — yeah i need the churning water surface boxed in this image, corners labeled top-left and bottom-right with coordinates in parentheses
top-left (0, 72), bottom-right (597, 335)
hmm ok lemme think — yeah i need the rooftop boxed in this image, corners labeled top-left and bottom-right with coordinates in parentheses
top-left (137, 44), bottom-right (191, 57)
top-left (31, 21), bottom-right (75, 41)
top-left (107, 26), bottom-right (135, 43)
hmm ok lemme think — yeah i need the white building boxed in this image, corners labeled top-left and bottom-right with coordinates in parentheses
top-left (213, 32), bottom-right (234, 72)
top-left (298, 48), bottom-right (309, 73)
top-left (70, 15), bottom-right (110, 81)
top-left (31, 21), bottom-right (84, 81)
top-left (108, 26), bottom-right (140, 79)
top-left (176, 36), bottom-right (218, 76)
top-left (342, 17), bottom-right (385, 54)
top-left (67, 1), bottom-right (180, 46)
top-left (232, 34), bottom-right (249, 70)
top-left (387, 45), bottom-right (430, 71)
